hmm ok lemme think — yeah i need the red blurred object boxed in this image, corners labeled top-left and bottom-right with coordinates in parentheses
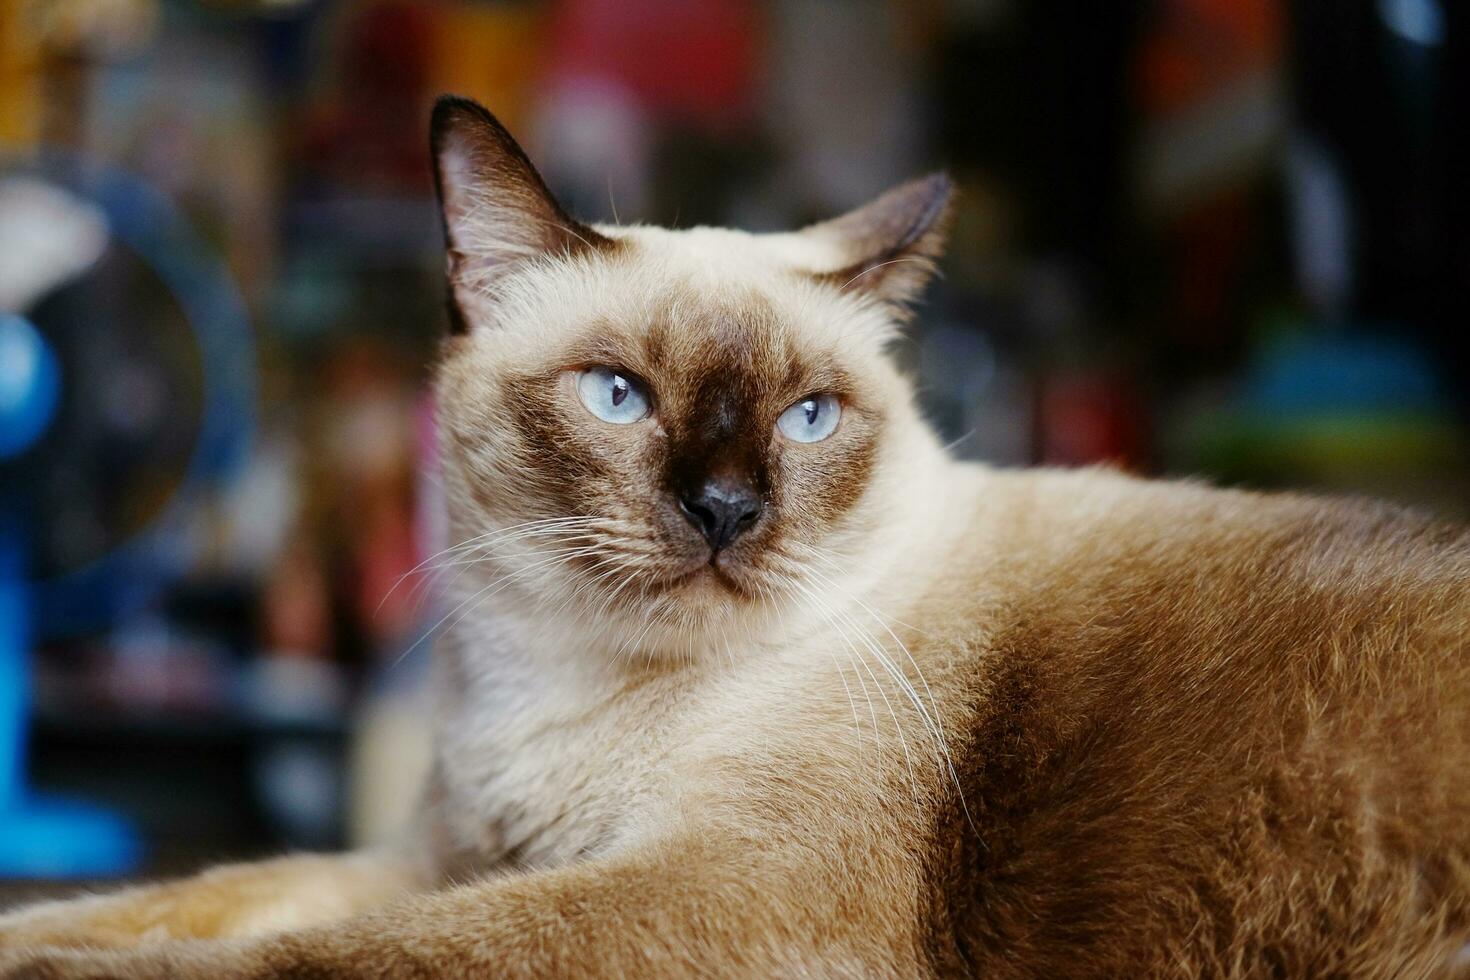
top-left (1038, 370), bottom-right (1148, 469)
top-left (298, 1), bottom-right (437, 191)
top-left (543, 0), bottom-right (760, 129)
top-left (1136, 0), bottom-right (1281, 115)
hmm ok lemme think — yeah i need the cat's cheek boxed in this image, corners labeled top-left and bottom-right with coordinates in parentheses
top-left (772, 429), bottom-right (879, 536)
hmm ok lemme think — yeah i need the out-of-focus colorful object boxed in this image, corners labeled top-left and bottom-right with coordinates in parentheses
top-left (543, 0), bottom-right (758, 129)
top-left (5, 161), bottom-right (255, 635)
top-left (0, 0), bottom-right (43, 145)
top-left (1135, 0), bottom-right (1284, 213)
top-left (0, 158), bottom-right (255, 876)
top-left (0, 0), bottom-right (159, 148)
top-left (1173, 322), bottom-right (1464, 514)
top-left (1038, 367), bottom-right (1148, 470)
top-left (0, 314), bottom-right (58, 459)
top-left (429, 1), bottom-right (542, 138)
top-left (0, 175), bottom-right (141, 877)
top-left (1, 312), bottom-right (141, 877)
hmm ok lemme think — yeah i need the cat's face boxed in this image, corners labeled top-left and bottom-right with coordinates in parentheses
top-left (430, 97), bottom-right (950, 656)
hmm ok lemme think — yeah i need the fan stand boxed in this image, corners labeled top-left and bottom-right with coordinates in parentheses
top-left (0, 314), bottom-right (141, 878)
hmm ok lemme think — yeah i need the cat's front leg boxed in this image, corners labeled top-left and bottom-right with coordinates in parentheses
top-left (0, 851), bottom-right (423, 952)
top-left (3, 831), bottom-right (918, 978)
top-left (0, 937), bottom-right (264, 979)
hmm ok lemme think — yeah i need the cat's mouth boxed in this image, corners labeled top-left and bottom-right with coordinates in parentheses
top-left (643, 553), bottom-right (755, 602)
top-left (706, 555), bottom-right (752, 593)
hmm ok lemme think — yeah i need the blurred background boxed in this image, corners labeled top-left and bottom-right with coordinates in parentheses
top-left (0, 0), bottom-right (1465, 885)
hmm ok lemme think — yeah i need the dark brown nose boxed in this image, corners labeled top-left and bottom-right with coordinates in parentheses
top-left (679, 478), bottom-right (763, 552)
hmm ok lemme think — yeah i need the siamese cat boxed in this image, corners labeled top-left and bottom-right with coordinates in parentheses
top-left (2, 96), bottom-right (1467, 979)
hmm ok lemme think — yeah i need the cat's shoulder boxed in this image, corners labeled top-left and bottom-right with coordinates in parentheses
top-left (942, 460), bottom-right (1468, 616)
top-left (968, 461), bottom-right (1464, 550)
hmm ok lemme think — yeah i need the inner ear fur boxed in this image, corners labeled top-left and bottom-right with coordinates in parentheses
top-left (802, 172), bottom-right (954, 312)
top-left (430, 95), bottom-right (614, 333)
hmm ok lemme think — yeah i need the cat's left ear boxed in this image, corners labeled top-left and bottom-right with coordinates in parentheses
top-left (430, 95), bottom-right (613, 333)
top-left (800, 173), bottom-right (954, 313)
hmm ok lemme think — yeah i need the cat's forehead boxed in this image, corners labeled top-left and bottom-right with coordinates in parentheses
top-left (609, 223), bottom-right (851, 276)
top-left (487, 223), bottom-right (894, 379)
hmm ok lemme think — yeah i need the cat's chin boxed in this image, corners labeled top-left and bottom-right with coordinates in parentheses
top-left (585, 562), bottom-right (779, 660)
top-left (645, 556), bottom-right (760, 604)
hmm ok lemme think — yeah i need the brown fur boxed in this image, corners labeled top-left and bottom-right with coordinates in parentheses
top-left (2, 99), bottom-right (1467, 979)
top-left (921, 473), bottom-right (1470, 978)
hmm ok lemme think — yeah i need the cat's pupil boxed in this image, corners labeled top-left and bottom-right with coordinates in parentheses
top-left (611, 376), bottom-right (629, 407)
top-left (803, 400), bottom-right (818, 425)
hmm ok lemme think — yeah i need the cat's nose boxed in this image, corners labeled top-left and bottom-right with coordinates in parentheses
top-left (679, 478), bottom-right (763, 552)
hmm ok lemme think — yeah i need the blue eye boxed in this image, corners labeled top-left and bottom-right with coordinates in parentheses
top-left (776, 393), bottom-right (841, 443)
top-left (576, 367), bottom-right (651, 424)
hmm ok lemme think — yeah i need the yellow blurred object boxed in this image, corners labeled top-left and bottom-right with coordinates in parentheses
top-left (429, 2), bottom-right (543, 136)
top-left (0, 0), bottom-right (158, 148)
top-left (0, 0), bottom-right (42, 146)
top-left (28, 0), bottom-right (156, 57)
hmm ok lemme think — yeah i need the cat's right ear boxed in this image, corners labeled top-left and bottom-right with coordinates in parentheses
top-left (430, 95), bottom-right (612, 333)
top-left (798, 173), bottom-right (954, 317)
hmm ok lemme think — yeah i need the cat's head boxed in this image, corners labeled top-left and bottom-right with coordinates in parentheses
top-left (429, 96), bottom-right (950, 658)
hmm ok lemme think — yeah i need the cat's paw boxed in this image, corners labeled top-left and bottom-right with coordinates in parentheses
top-left (0, 893), bottom-right (161, 952)
top-left (0, 938), bottom-right (263, 979)
top-left (0, 945), bottom-right (124, 980)
top-left (0, 905), bottom-right (88, 952)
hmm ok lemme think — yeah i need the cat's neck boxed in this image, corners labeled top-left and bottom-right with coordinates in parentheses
top-left (426, 435), bottom-right (966, 870)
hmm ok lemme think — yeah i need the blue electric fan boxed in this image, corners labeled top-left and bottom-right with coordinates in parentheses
top-left (0, 159), bottom-right (255, 877)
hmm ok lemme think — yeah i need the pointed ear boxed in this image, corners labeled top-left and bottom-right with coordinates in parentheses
top-left (800, 173), bottom-right (954, 313)
top-left (430, 95), bottom-right (614, 333)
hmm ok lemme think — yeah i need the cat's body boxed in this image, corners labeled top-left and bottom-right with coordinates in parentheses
top-left (425, 459), bottom-right (1470, 977)
top-left (2, 98), bottom-right (1467, 978)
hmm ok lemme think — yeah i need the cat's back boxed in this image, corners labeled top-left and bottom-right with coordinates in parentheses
top-left (943, 463), bottom-right (1469, 658)
top-left (921, 466), bottom-right (1470, 977)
